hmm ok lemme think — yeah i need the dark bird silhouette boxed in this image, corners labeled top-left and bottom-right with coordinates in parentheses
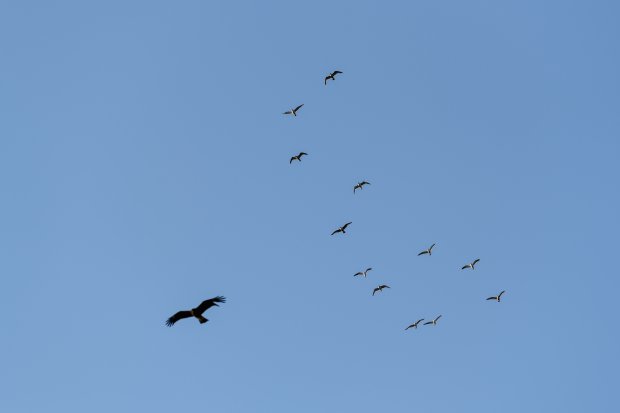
top-left (353, 181), bottom-right (370, 193)
top-left (324, 70), bottom-right (343, 85)
top-left (283, 104), bottom-right (304, 116)
top-left (486, 290), bottom-right (506, 302)
top-left (405, 319), bottom-right (425, 330)
top-left (290, 152), bottom-right (308, 164)
top-left (331, 222), bottom-right (352, 235)
top-left (461, 258), bottom-right (480, 270)
top-left (354, 267), bottom-right (372, 278)
top-left (417, 243), bottom-right (436, 256)
top-left (165, 296), bottom-right (226, 327)
top-left (423, 315), bottom-right (442, 326)
top-left (372, 284), bottom-right (390, 296)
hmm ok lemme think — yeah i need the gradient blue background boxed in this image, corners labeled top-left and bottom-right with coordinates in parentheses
top-left (1, 1), bottom-right (618, 412)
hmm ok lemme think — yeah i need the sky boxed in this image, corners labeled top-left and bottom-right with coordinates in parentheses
top-left (1, 1), bottom-right (619, 412)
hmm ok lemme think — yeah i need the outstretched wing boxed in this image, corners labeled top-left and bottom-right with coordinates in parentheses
top-left (300, 152), bottom-right (308, 156)
top-left (418, 250), bottom-right (429, 256)
top-left (361, 181), bottom-right (370, 185)
top-left (381, 285), bottom-right (390, 289)
top-left (166, 310), bottom-right (192, 327)
top-left (283, 110), bottom-right (292, 115)
top-left (324, 76), bottom-right (329, 85)
top-left (473, 259), bottom-right (480, 265)
top-left (331, 229), bottom-right (341, 235)
top-left (333, 70), bottom-right (343, 75)
top-left (354, 272), bottom-right (364, 276)
top-left (372, 288), bottom-right (379, 296)
top-left (486, 296), bottom-right (496, 301)
top-left (461, 264), bottom-right (470, 270)
top-left (195, 296), bottom-right (226, 314)
top-left (294, 104), bottom-right (304, 112)
top-left (366, 267), bottom-right (373, 272)
top-left (435, 315), bottom-right (442, 322)
top-left (423, 321), bottom-right (433, 325)
top-left (498, 290), bottom-right (505, 298)
top-left (429, 243), bottom-right (435, 250)
top-left (290, 157), bottom-right (296, 164)
top-left (342, 222), bottom-right (352, 230)
top-left (416, 318), bottom-right (424, 325)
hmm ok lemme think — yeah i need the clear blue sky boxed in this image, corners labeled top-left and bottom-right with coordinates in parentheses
top-left (1, 1), bottom-right (618, 412)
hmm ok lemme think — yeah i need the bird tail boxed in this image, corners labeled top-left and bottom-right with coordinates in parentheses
top-left (197, 315), bottom-right (208, 324)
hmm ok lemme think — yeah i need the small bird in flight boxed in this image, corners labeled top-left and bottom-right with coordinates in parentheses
top-left (290, 152), bottom-right (308, 164)
top-left (372, 284), bottom-right (390, 296)
top-left (283, 104), bottom-right (304, 116)
top-left (486, 290), bottom-right (506, 302)
top-left (405, 319), bottom-right (425, 330)
top-left (354, 267), bottom-right (372, 278)
top-left (461, 258), bottom-right (480, 270)
top-left (423, 315), bottom-right (442, 326)
top-left (324, 70), bottom-right (343, 85)
top-left (353, 181), bottom-right (370, 194)
top-left (417, 243), bottom-right (436, 256)
top-left (165, 296), bottom-right (226, 327)
top-left (331, 222), bottom-right (352, 235)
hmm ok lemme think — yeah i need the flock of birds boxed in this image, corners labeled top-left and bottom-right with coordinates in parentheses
top-left (166, 69), bottom-right (506, 330)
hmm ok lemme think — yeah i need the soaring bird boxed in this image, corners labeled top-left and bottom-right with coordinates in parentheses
top-left (331, 222), bottom-right (352, 235)
top-left (165, 296), bottom-right (226, 327)
top-left (354, 267), bottom-right (372, 278)
top-left (290, 152), bottom-right (308, 164)
top-left (283, 104), bottom-right (304, 116)
top-left (405, 319), bottom-right (425, 330)
top-left (461, 258), bottom-right (480, 270)
top-left (417, 243), bottom-right (436, 256)
top-left (423, 315), bottom-right (442, 326)
top-left (353, 181), bottom-right (370, 193)
top-left (372, 284), bottom-right (390, 296)
top-left (324, 70), bottom-right (343, 85)
top-left (486, 290), bottom-right (506, 302)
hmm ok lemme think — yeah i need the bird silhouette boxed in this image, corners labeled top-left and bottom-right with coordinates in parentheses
top-left (354, 267), bottom-right (372, 278)
top-left (423, 315), bottom-right (442, 326)
top-left (461, 258), bottom-right (480, 270)
top-left (324, 70), bottom-right (343, 85)
top-left (331, 222), bottom-right (352, 235)
top-left (405, 319), bottom-right (425, 330)
top-left (283, 104), bottom-right (304, 116)
top-left (486, 290), bottom-right (506, 302)
top-left (372, 284), bottom-right (390, 296)
top-left (417, 243), bottom-right (436, 256)
top-left (165, 296), bottom-right (226, 327)
top-left (290, 152), bottom-right (308, 164)
top-left (353, 181), bottom-right (371, 194)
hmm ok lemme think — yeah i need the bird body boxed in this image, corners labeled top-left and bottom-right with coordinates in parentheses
top-left (283, 104), bottom-right (304, 116)
top-left (354, 267), bottom-right (372, 277)
top-left (372, 284), bottom-right (390, 296)
top-left (353, 181), bottom-right (370, 193)
top-left (417, 243), bottom-right (436, 256)
top-left (166, 296), bottom-right (226, 327)
top-left (405, 319), bottom-right (424, 330)
top-left (423, 315), bottom-right (442, 326)
top-left (461, 258), bottom-right (480, 270)
top-left (324, 70), bottom-right (343, 85)
top-left (290, 152), bottom-right (308, 164)
top-left (331, 222), bottom-right (352, 235)
top-left (486, 290), bottom-right (506, 302)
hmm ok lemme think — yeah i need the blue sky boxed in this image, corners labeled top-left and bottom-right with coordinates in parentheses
top-left (1, 1), bottom-right (618, 412)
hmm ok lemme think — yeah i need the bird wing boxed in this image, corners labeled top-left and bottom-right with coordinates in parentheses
top-left (354, 272), bottom-right (363, 276)
top-left (461, 265), bottom-right (469, 270)
top-left (294, 104), bottom-right (304, 112)
top-left (342, 222), bottom-right (352, 229)
top-left (195, 296), bottom-right (226, 313)
top-left (372, 288), bottom-right (379, 296)
top-left (486, 296), bottom-right (496, 301)
top-left (423, 321), bottom-right (433, 325)
top-left (416, 318), bottom-right (424, 325)
top-left (361, 181), bottom-right (370, 185)
top-left (283, 110), bottom-right (292, 115)
top-left (300, 152), bottom-right (308, 156)
top-left (429, 243), bottom-right (435, 250)
top-left (333, 71), bottom-right (343, 75)
top-left (473, 259), bottom-right (480, 265)
top-left (289, 157), bottom-right (295, 164)
top-left (435, 315), bottom-right (442, 322)
top-left (331, 229), bottom-right (340, 235)
top-left (405, 325), bottom-right (413, 330)
top-left (418, 251), bottom-right (428, 256)
top-left (498, 290), bottom-right (505, 298)
top-left (381, 285), bottom-right (390, 289)
top-left (324, 76), bottom-right (329, 85)
top-left (165, 310), bottom-right (192, 327)
top-left (366, 268), bottom-right (373, 272)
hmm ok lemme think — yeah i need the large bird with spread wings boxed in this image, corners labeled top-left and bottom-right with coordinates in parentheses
top-left (166, 296), bottom-right (226, 327)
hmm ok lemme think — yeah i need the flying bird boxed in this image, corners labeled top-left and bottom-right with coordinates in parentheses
top-left (417, 243), bottom-right (436, 256)
top-left (283, 104), bottom-right (304, 116)
top-left (405, 319), bottom-right (425, 330)
top-left (354, 267), bottom-right (372, 278)
top-left (324, 70), bottom-right (343, 85)
top-left (331, 222), bottom-right (352, 235)
top-left (165, 296), bottom-right (226, 327)
top-left (290, 152), bottom-right (308, 164)
top-left (372, 284), bottom-right (390, 296)
top-left (353, 181), bottom-right (370, 193)
top-left (486, 290), bottom-right (506, 302)
top-left (461, 258), bottom-right (480, 270)
top-left (423, 315), bottom-right (442, 326)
